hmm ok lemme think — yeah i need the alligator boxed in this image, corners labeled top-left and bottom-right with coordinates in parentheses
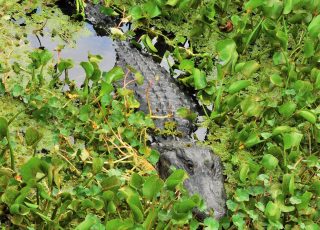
top-left (62, 0), bottom-right (227, 220)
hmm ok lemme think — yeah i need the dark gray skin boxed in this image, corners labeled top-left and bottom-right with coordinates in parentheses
top-left (156, 141), bottom-right (227, 220)
top-left (62, 0), bottom-right (227, 220)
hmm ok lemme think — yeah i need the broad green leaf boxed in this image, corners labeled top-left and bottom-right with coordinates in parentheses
top-left (232, 213), bottom-right (245, 229)
top-left (240, 97), bottom-right (263, 117)
top-left (265, 201), bottom-right (281, 221)
top-left (234, 189), bottom-right (249, 202)
top-left (270, 74), bottom-right (283, 87)
top-left (216, 39), bottom-right (238, 68)
top-left (304, 39), bottom-right (315, 58)
top-left (239, 164), bottom-right (249, 182)
top-left (102, 191), bottom-right (114, 202)
top-left (166, 0), bottom-right (179, 6)
top-left (296, 191), bottom-right (312, 211)
top-left (127, 194), bottom-right (144, 223)
top-left (0, 116), bottom-right (8, 140)
top-left (308, 15), bottom-right (320, 39)
top-left (282, 174), bottom-right (295, 195)
top-left (193, 68), bottom-right (207, 90)
top-left (142, 34), bottom-right (158, 53)
top-left (130, 173), bottom-right (144, 190)
top-left (179, 59), bottom-right (194, 73)
top-left (283, 132), bottom-right (303, 149)
top-left (261, 154), bottom-right (278, 170)
top-left (236, 61), bottom-right (260, 77)
top-left (80, 61), bottom-right (94, 78)
top-left (272, 126), bottom-right (293, 135)
top-left (20, 157), bottom-right (46, 182)
top-left (106, 219), bottom-right (134, 230)
top-left (283, 0), bottom-right (293, 14)
top-left (12, 84), bottom-right (23, 97)
top-left (297, 110), bottom-right (317, 124)
top-left (142, 175), bottom-right (163, 200)
top-left (130, 6), bottom-right (143, 20)
top-left (57, 59), bottom-right (74, 72)
top-left (144, 1), bottom-right (161, 18)
top-left (165, 169), bottom-right (188, 190)
top-left (101, 176), bottom-right (121, 191)
top-left (75, 214), bottom-right (101, 230)
top-left (103, 66), bottom-right (125, 84)
top-left (79, 105), bottom-right (91, 122)
top-left (25, 127), bottom-right (42, 146)
top-left (228, 80), bottom-right (251, 94)
top-left (204, 217), bottom-right (219, 230)
top-left (244, 133), bottom-right (262, 147)
top-left (244, 0), bottom-right (264, 10)
top-left (92, 157), bottom-right (104, 174)
top-left (143, 208), bottom-right (158, 230)
top-left (278, 101), bottom-right (296, 117)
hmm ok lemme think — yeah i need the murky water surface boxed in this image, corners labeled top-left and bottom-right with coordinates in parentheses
top-left (28, 23), bottom-right (116, 83)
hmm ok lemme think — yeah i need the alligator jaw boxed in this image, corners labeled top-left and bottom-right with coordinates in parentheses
top-left (156, 141), bottom-right (227, 220)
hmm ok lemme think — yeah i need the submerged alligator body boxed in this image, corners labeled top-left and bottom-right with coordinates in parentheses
top-left (81, 1), bottom-right (227, 220)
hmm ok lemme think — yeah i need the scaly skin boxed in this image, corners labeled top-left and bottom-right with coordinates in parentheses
top-left (78, 1), bottom-right (227, 220)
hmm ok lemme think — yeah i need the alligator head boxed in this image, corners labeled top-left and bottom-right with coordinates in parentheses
top-left (156, 141), bottom-right (227, 220)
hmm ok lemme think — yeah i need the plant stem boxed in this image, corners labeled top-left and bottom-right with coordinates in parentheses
top-left (6, 132), bottom-right (15, 171)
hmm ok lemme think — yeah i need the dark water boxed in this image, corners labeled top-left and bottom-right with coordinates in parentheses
top-left (28, 23), bottom-right (116, 83)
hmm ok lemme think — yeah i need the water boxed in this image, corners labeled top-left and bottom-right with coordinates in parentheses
top-left (28, 23), bottom-right (116, 84)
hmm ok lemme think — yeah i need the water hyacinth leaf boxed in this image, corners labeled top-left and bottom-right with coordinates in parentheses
top-left (142, 175), bottom-right (163, 200)
top-left (130, 173), bottom-right (144, 190)
top-left (179, 59), bottom-right (194, 73)
top-left (101, 176), bottom-right (121, 191)
top-left (57, 59), bottom-right (74, 72)
top-left (234, 188), bottom-right (249, 202)
top-left (272, 125), bottom-right (293, 136)
top-left (166, 0), bottom-right (179, 6)
top-left (278, 101), bottom-right (296, 117)
top-left (80, 61), bottom-right (94, 78)
top-left (236, 61), bottom-right (260, 77)
top-left (283, 0), bottom-right (293, 14)
top-left (25, 127), bottom-right (42, 146)
top-left (261, 154), bottom-right (278, 170)
top-left (143, 208), bottom-right (158, 230)
top-left (282, 174), bottom-right (295, 195)
top-left (20, 157), bottom-right (44, 182)
top-left (0, 117), bottom-right (8, 140)
top-left (265, 201), bottom-right (281, 221)
top-left (239, 164), bottom-right (249, 182)
top-left (204, 217), bottom-right (219, 230)
top-left (304, 39), bottom-right (315, 58)
top-left (10, 204), bottom-right (30, 215)
top-left (165, 169), bottom-right (188, 190)
top-left (273, 52), bottom-right (287, 65)
top-left (75, 214), bottom-right (102, 230)
top-left (308, 15), bottom-right (320, 39)
top-left (79, 105), bottom-right (91, 122)
top-left (297, 110), bottom-right (317, 124)
top-left (106, 219), bottom-right (134, 230)
top-left (228, 80), bottom-right (251, 94)
top-left (232, 214), bottom-right (245, 229)
top-left (103, 66), bottom-right (125, 84)
top-left (12, 84), bottom-right (23, 97)
top-left (283, 132), bottom-right (303, 149)
top-left (216, 39), bottom-right (238, 67)
top-left (270, 74), bottom-right (283, 87)
top-left (144, 1), bottom-right (161, 18)
top-left (193, 68), bottom-right (207, 90)
top-left (244, 0), bottom-right (264, 11)
top-left (92, 157), bottom-right (104, 174)
top-left (296, 191), bottom-right (312, 211)
top-left (240, 97), bottom-right (263, 117)
top-left (100, 6), bottom-right (118, 16)
top-left (127, 194), bottom-right (144, 223)
top-left (141, 34), bottom-right (158, 53)
top-left (130, 6), bottom-right (143, 20)
top-left (244, 133), bottom-right (262, 147)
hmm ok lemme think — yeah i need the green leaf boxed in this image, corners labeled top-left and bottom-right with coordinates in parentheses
top-left (265, 201), bottom-right (281, 221)
top-left (228, 80), bottom-right (251, 94)
top-left (25, 127), bottom-right (42, 146)
top-left (193, 68), bottom-right (207, 90)
top-left (278, 101), bottom-right (296, 117)
top-left (283, 0), bottom-right (293, 14)
top-left (79, 105), bottom-right (91, 122)
top-left (282, 174), bottom-right (295, 195)
top-left (127, 194), bottom-right (144, 223)
top-left (130, 6), bottom-right (144, 20)
top-left (75, 214), bottom-right (102, 230)
top-left (240, 97), bottom-right (263, 117)
top-left (92, 157), bottom-right (104, 174)
top-left (232, 213), bottom-right (245, 229)
top-left (106, 219), bottom-right (134, 230)
top-left (270, 74), bottom-right (283, 87)
top-left (143, 208), bottom-right (158, 230)
top-left (80, 61), bottom-right (94, 78)
top-left (283, 132), bottom-right (303, 149)
top-left (12, 84), bottom-right (23, 97)
top-left (144, 1), bottom-right (161, 18)
top-left (216, 39), bottom-right (238, 68)
top-left (304, 39), bottom-right (315, 58)
top-left (142, 175), bottom-right (163, 200)
top-left (166, 0), bottom-right (180, 7)
top-left (261, 154), bottom-right (278, 170)
top-left (236, 61), bottom-right (260, 77)
top-left (57, 59), bottom-right (74, 72)
top-left (142, 34), bottom-right (158, 53)
top-left (297, 110), bottom-right (317, 124)
top-left (0, 117), bottom-right (8, 140)
top-left (130, 173), bottom-right (144, 191)
top-left (204, 217), bottom-right (219, 230)
top-left (20, 157), bottom-right (47, 182)
top-left (239, 164), bottom-right (249, 182)
top-left (165, 169), bottom-right (188, 190)
top-left (103, 66), bottom-right (125, 84)
top-left (101, 176), bottom-right (121, 191)
top-left (308, 15), bottom-right (320, 39)
top-left (234, 189), bottom-right (249, 202)
top-left (244, 0), bottom-right (264, 10)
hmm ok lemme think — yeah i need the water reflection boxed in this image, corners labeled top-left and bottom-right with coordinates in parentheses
top-left (28, 23), bottom-right (116, 84)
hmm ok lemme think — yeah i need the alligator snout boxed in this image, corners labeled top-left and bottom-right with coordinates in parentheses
top-left (156, 141), bottom-right (227, 220)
